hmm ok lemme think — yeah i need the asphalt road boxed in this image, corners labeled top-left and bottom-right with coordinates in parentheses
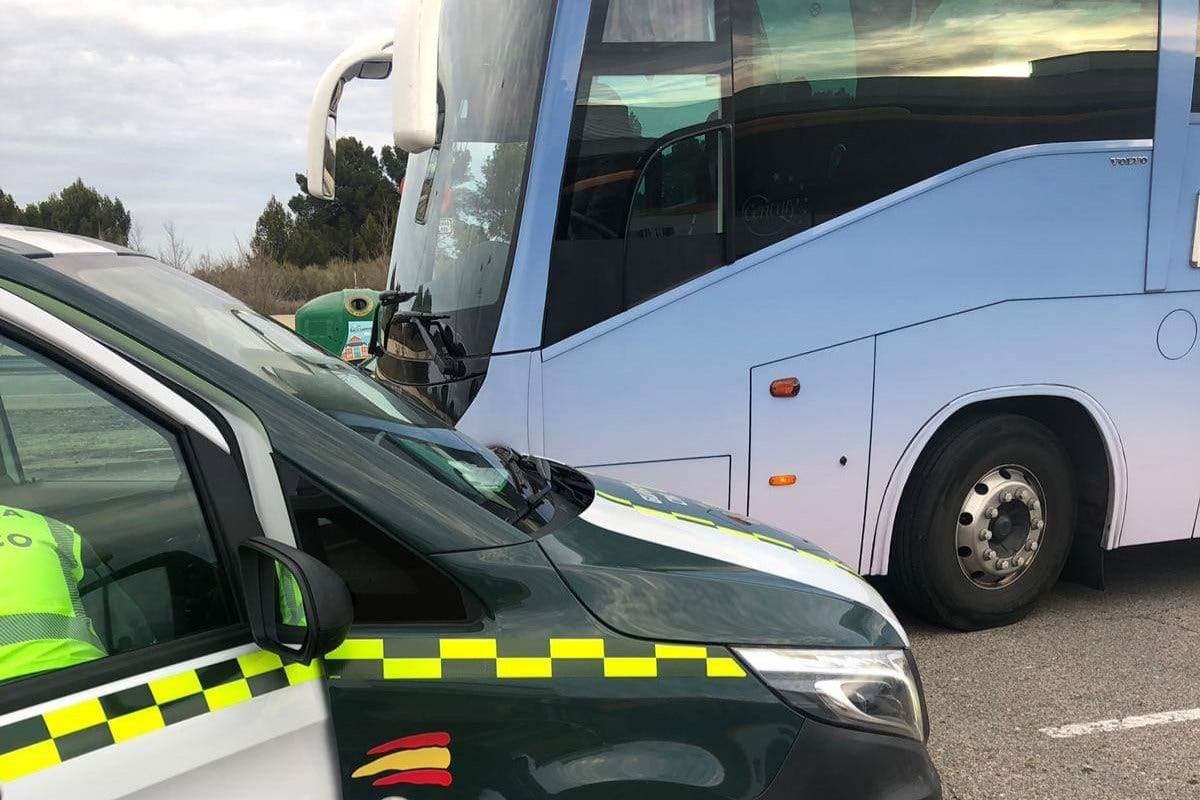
top-left (904, 538), bottom-right (1200, 799)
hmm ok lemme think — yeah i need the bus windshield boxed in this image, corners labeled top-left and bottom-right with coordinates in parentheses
top-left (388, 0), bottom-right (555, 358)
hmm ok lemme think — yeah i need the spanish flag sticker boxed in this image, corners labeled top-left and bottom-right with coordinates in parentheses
top-left (352, 731), bottom-right (453, 788)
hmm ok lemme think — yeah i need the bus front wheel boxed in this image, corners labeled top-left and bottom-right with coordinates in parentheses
top-left (892, 413), bottom-right (1075, 630)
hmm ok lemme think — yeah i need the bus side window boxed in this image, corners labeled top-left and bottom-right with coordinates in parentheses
top-left (732, 0), bottom-right (1160, 258)
top-left (1193, 12), bottom-right (1200, 113)
top-left (545, 0), bottom-right (733, 347)
top-left (625, 130), bottom-right (727, 307)
top-left (603, 0), bottom-right (717, 42)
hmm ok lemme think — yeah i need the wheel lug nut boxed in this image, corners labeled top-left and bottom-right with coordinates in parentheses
top-left (1017, 490), bottom-right (1027, 500)
top-left (1031, 500), bottom-right (1040, 509)
top-left (986, 508), bottom-right (999, 519)
top-left (1028, 541), bottom-right (1039, 551)
top-left (1015, 557), bottom-right (1026, 567)
top-left (979, 530), bottom-right (992, 541)
top-left (998, 559), bottom-right (1010, 569)
top-left (1003, 492), bottom-right (1013, 502)
top-left (983, 549), bottom-right (995, 561)
top-left (1033, 519), bottom-right (1044, 530)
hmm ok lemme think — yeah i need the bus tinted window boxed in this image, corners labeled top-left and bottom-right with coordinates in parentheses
top-left (1193, 16), bottom-right (1200, 113)
top-left (733, 0), bottom-right (1160, 257)
top-left (603, 0), bottom-right (717, 42)
top-left (544, 0), bottom-right (732, 346)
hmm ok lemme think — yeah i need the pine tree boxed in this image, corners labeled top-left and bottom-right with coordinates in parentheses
top-left (0, 188), bottom-right (22, 225)
top-left (250, 196), bottom-right (293, 263)
top-left (21, 179), bottom-right (131, 245)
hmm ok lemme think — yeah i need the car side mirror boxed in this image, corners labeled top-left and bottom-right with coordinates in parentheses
top-left (238, 537), bottom-right (353, 664)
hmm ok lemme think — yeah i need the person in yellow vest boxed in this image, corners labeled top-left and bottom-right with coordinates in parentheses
top-left (275, 562), bottom-right (307, 628)
top-left (0, 505), bottom-right (106, 683)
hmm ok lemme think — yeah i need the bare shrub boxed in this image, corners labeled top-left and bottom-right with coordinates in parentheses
top-left (158, 220), bottom-right (193, 270)
top-left (192, 254), bottom-right (389, 316)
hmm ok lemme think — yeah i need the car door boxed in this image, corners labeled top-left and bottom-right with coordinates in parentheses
top-left (0, 299), bottom-right (338, 799)
top-left (272, 459), bottom-right (471, 800)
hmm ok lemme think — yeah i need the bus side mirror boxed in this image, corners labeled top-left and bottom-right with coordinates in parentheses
top-left (238, 537), bottom-right (353, 664)
top-left (393, 0), bottom-right (442, 154)
top-left (306, 34), bottom-right (395, 200)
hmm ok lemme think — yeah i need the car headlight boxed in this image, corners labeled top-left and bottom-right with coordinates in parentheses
top-left (734, 648), bottom-right (927, 742)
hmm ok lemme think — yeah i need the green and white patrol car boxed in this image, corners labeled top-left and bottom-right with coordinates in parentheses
top-left (0, 224), bottom-right (939, 799)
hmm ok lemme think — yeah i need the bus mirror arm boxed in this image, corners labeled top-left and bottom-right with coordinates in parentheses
top-left (305, 34), bottom-right (395, 200)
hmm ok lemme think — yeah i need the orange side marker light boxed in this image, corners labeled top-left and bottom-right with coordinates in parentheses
top-left (770, 378), bottom-right (801, 398)
top-left (769, 474), bottom-right (797, 487)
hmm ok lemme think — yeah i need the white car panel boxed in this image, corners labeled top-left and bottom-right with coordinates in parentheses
top-left (0, 225), bottom-right (117, 256)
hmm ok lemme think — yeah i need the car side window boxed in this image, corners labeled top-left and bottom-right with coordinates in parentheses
top-left (277, 459), bottom-right (470, 624)
top-left (0, 335), bottom-right (236, 685)
top-left (0, 343), bottom-right (182, 484)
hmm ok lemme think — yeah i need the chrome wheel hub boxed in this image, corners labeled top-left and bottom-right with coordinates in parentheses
top-left (955, 465), bottom-right (1045, 589)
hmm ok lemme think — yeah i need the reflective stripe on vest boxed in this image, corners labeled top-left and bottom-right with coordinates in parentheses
top-left (0, 507), bottom-right (104, 652)
top-left (0, 611), bottom-right (104, 651)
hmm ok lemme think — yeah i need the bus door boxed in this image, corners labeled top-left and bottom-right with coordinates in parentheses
top-left (1149, 0), bottom-right (1200, 292)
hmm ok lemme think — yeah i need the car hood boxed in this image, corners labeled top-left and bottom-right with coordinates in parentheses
top-left (539, 475), bottom-right (907, 649)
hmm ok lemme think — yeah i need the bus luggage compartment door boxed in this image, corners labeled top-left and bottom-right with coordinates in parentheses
top-left (749, 338), bottom-right (875, 570)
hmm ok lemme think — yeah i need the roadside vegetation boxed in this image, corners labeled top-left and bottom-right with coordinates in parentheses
top-left (0, 136), bottom-right (403, 315)
top-left (192, 254), bottom-right (388, 316)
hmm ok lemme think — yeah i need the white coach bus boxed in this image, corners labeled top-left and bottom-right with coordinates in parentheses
top-left (308, 0), bottom-right (1200, 629)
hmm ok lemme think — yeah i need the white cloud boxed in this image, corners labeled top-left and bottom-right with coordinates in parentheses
top-left (0, 0), bottom-right (396, 256)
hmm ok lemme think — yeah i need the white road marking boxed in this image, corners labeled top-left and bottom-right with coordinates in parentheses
top-left (1040, 707), bottom-right (1200, 739)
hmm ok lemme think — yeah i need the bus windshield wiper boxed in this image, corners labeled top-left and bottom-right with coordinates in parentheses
top-left (378, 291), bottom-right (468, 379)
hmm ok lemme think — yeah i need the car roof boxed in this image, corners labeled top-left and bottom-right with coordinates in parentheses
top-left (0, 224), bottom-right (144, 259)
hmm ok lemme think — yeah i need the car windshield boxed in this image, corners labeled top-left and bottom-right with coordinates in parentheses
top-left (39, 253), bottom-right (559, 534)
top-left (388, 0), bottom-right (555, 358)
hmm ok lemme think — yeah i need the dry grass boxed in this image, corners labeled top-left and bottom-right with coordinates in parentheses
top-left (192, 254), bottom-right (389, 316)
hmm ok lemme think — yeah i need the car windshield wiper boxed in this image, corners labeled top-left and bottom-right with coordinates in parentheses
top-left (377, 291), bottom-right (468, 379)
top-left (493, 447), bottom-right (555, 525)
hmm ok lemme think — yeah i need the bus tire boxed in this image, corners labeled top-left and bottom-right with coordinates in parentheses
top-left (892, 412), bottom-right (1075, 630)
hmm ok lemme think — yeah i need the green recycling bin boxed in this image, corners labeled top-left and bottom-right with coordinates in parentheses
top-left (295, 289), bottom-right (381, 363)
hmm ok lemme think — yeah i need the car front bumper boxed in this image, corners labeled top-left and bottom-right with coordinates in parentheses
top-left (761, 716), bottom-right (942, 800)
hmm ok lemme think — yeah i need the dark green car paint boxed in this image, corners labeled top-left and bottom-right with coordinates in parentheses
top-left (330, 543), bottom-right (803, 800)
top-left (542, 476), bottom-right (905, 649)
top-left (542, 526), bottom-right (902, 649)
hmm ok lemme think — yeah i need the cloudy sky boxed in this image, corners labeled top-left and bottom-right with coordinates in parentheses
top-left (0, 0), bottom-right (396, 257)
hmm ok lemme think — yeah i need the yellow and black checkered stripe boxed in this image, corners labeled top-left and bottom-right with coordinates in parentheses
top-left (0, 650), bottom-right (321, 784)
top-left (325, 637), bottom-right (747, 681)
top-left (595, 490), bottom-right (858, 575)
top-left (0, 637), bottom-right (744, 782)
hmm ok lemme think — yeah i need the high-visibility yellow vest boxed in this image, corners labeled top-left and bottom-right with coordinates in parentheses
top-left (0, 505), bottom-right (105, 683)
top-left (275, 562), bottom-right (307, 627)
